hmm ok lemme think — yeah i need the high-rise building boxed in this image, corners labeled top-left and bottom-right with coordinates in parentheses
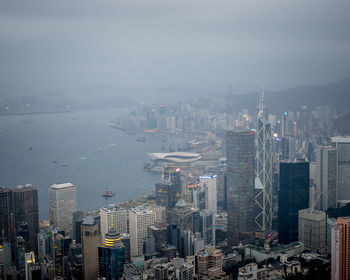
top-left (147, 225), bottom-right (167, 253)
top-left (12, 185), bottom-right (39, 254)
top-left (199, 210), bottom-right (215, 246)
top-left (189, 183), bottom-right (206, 212)
top-left (278, 161), bottom-right (309, 244)
top-left (0, 242), bottom-right (11, 278)
top-left (49, 183), bottom-right (77, 235)
top-left (51, 229), bottom-right (64, 278)
top-left (331, 217), bottom-right (350, 280)
top-left (98, 228), bottom-right (125, 279)
top-left (315, 146), bottom-right (337, 210)
top-left (331, 137), bottom-right (350, 206)
top-left (199, 175), bottom-right (217, 214)
top-left (153, 264), bottom-right (169, 280)
top-left (0, 185), bottom-right (39, 256)
top-left (25, 251), bottom-right (41, 280)
top-left (196, 246), bottom-right (223, 277)
top-left (255, 117), bottom-right (273, 237)
top-left (129, 206), bottom-right (156, 257)
top-left (226, 130), bottom-right (255, 246)
top-left (99, 204), bottom-right (128, 240)
top-left (72, 211), bottom-right (86, 244)
top-left (298, 209), bottom-right (326, 253)
top-left (81, 215), bottom-right (101, 280)
top-left (169, 199), bottom-right (200, 235)
top-left (155, 167), bottom-right (182, 212)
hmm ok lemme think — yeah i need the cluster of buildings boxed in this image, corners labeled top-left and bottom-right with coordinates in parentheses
top-left (2, 94), bottom-right (350, 279)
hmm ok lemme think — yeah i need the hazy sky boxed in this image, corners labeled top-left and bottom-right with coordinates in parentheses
top-left (1, 0), bottom-right (350, 93)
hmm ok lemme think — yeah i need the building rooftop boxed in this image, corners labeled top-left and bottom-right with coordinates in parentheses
top-left (50, 182), bottom-right (75, 190)
top-left (332, 136), bottom-right (350, 143)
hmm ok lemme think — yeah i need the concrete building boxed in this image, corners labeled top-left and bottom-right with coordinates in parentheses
top-left (199, 210), bottom-right (216, 246)
top-left (49, 183), bottom-right (77, 235)
top-left (81, 215), bottom-right (101, 280)
top-left (332, 136), bottom-right (350, 206)
top-left (238, 263), bottom-right (266, 280)
top-left (169, 199), bottom-right (200, 234)
top-left (99, 204), bottom-right (128, 240)
top-left (226, 130), bottom-right (256, 246)
top-left (331, 217), bottom-right (350, 280)
top-left (199, 175), bottom-right (217, 214)
top-left (315, 145), bottom-right (337, 210)
top-left (298, 209), bottom-right (326, 253)
top-left (196, 246), bottom-right (223, 277)
top-left (129, 206), bottom-right (156, 257)
top-left (0, 242), bottom-right (11, 279)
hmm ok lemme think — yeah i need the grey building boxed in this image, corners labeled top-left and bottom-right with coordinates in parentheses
top-left (331, 136), bottom-right (350, 206)
top-left (199, 210), bottom-right (215, 246)
top-left (298, 209), bottom-right (326, 253)
top-left (315, 146), bottom-right (337, 210)
top-left (226, 130), bottom-right (255, 246)
top-left (49, 183), bottom-right (77, 235)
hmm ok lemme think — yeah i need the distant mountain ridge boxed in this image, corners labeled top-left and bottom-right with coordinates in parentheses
top-left (228, 76), bottom-right (350, 113)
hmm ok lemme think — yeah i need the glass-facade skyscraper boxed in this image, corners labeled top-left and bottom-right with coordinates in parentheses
top-left (226, 130), bottom-right (256, 246)
top-left (278, 161), bottom-right (309, 244)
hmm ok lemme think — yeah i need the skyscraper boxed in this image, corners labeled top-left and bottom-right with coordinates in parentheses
top-left (129, 206), bottom-right (156, 257)
top-left (331, 217), bottom-right (350, 280)
top-left (226, 130), bottom-right (255, 246)
top-left (155, 167), bottom-right (182, 212)
top-left (199, 210), bottom-right (215, 246)
top-left (278, 161), bottom-right (309, 244)
top-left (315, 145), bottom-right (337, 210)
top-left (99, 205), bottom-right (128, 240)
top-left (0, 185), bottom-right (39, 257)
top-left (255, 117), bottom-right (273, 238)
top-left (199, 175), bottom-right (217, 214)
top-left (49, 183), bottom-right (77, 235)
top-left (98, 228), bottom-right (125, 279)
top-left (331, 136), bottom-right (350, 206)
top-left (81, 215), bottom-right (101, 280)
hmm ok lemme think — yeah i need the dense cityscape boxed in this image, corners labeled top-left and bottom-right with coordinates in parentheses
top-left (1, 1), bottom-right (350, 280)
top-left (1, 88), bottom-right (350, 280)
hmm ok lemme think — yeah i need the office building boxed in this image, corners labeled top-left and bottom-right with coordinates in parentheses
top-left (16, 236), bottom-right (26, 279)
top-left (315, 146), bottom-right (337, 210)
top-left (98, 228), bottom-right (125, 279)
top-left (169, 199), bottom-right (200, 235)
top-left (81, 215), bottom-right (101, 280)
top-left (25, 251), bottom-right (41, 280)
top-left (332, 137), bottom-right (350, 205)
top-left (298, 209), bottom-right (326, 253)
top-left (0, 185), bottom-right (39, 255)
top-left (199, 175), bottom-right (217, 214)
top-left (99, 204), bottom-right (128, 240)
top-left (196, 246), bottom-right (223, 277)
top-left (0, 242), bottom-right (11, 279)
top-left (155, 167), bottom-right (182, 211)
top-left (278, 161), bottom-right (309, 244)
top-left (147, 225), bottom-right (167, 253)
top-left (255, 117), bottom-right (273, 237)
top-left (190, 184), bottom-right (206, 212)
top-left (51, 230), bottom-right (64, 278)
top-left (199, 210), bottom-right (215, 246)
top-left (49, 183), bottom-right (77, 235)
top-left (72, 211), bottom-right (86, 244)
top-left (129, 206), bottom-right (156, 257)
top-left (331, 217), bottom-right (350, 280)
top-left (175, 261), bottom-right (194, 280)
top-left (226, 130), bottom-right (255, 246)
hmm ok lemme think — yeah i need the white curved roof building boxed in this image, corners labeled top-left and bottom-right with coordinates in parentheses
top-left (147, 152), bottom-right (201, 163)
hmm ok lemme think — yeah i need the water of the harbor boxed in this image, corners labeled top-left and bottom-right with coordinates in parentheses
top-left (0, 108), bottom-right (168, 219)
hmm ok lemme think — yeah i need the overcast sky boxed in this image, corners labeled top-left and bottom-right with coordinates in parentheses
top-left (0, 0), bottom-right (350, 93)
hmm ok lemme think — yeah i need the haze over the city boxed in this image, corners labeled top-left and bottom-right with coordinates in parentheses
top-left (1, 0), bottom-right (350, 94)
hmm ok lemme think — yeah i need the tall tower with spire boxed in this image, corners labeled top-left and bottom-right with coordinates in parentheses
top-left (255, 89), bottom-right (273, 238)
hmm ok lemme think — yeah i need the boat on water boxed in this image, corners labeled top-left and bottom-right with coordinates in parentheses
top-left (136, 137), bottom-right (146, 142)
top-left (102, 188), bottom-right (115, 198)
top-left (60, 162), bottom-right (69, 166)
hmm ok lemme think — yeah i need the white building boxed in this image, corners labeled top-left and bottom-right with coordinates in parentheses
top-left (199, 175), bottom-right (217, 214)
top-left (129, 206), bottom-right (156, 257)
top-left (99, 204), bottom-right (128, 240)
top-left (49, 183), bottom-right (77, 235)
top-left (238, 263), bottom-right (265, 280)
